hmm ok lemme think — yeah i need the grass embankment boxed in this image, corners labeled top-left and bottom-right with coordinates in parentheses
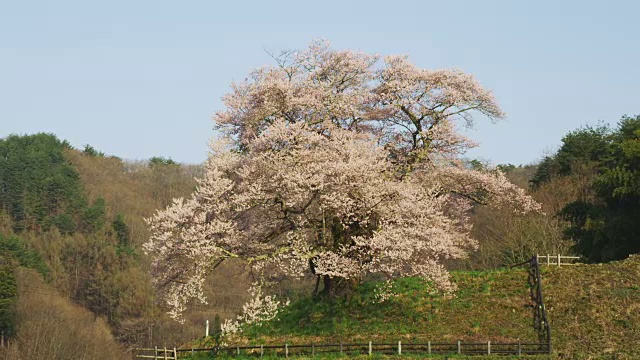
top-left (185, 256), bottom-right (640, 358)
top-left (543, 254), bottom-right (640, 357)
top-left (239, 270), bottom-right (535, 345)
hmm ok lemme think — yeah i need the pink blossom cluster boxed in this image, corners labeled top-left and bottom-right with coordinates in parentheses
top-left (221, 283), bottom-right (289, 336)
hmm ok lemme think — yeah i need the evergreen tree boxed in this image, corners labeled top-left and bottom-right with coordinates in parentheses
top-left (541, 116), bottom-right (640, 261)
top-left (0, 133), bottom-right (87, 233)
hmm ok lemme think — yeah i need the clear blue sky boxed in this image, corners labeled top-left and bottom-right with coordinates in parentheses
top-left (1, 0), bottom-right (638, 165)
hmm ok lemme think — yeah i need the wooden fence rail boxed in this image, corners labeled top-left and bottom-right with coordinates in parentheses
top-left (135, 346), bottom-right (177, 360)
top-left (536, 254), bottom-right (581, 266)
top-left (137, 340), bottom-right (550, 358)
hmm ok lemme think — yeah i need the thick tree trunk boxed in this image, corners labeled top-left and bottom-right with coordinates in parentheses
top-left (313, 275), bottom-right (321, 295)
top-left (320, 275), bottom-right (333, 296)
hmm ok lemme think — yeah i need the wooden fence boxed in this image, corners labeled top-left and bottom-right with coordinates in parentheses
top-left (510, 255), bottom-right (553, 353)
top-left (536, 254), bottom-right (581, 266)
top-left (136, 340), bottom-right (550, 358)
top-left (135, 347), bottom-right (177, 360)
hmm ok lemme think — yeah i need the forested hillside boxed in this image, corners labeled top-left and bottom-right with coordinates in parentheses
top-left (0, 133), bottom-right (250, 358)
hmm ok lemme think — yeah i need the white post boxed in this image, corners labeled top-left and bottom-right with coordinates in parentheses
top-left (164, 347), bottom-right (168, 360)
top-left (398, 341), bottom-right (401, 355)
top-left (487, 341), bottom-right (491, 355)
top-left (427, 341), bottom-right (431, 355)
top-left (368, 341), bottom-right (372, 356)
top-left (457, 340), bottom-right (461, 354)
top-left (173, 347), bottom-right (177, 360)
top-left (237, 346), bottom-right (240, 355)
top-left (518, 341), bottom-right (522, 355)
top-left (557, 254), bottom-right (561, 266)
top-left (260, 345), bottom-right (264, 357)
top-left (205, 320), bottom-right (210, 337)
top-left (285, 343), bottom-right (288, 358)
top-left (547, 254), bottom-right (550, 265)
top-left (154, 346), bottom-right (158, 360)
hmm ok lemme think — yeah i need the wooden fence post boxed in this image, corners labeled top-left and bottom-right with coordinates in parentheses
top-left (312, 343), bottom-right (315, 356)
top-left (206, 320), bottom-right (209, 337)
top-left (457, 340), bottom-right (461, 354)
top-left (398, 341), bottom-right (401, 355)
top-left (368, 341), bottom-right (372, 356)
top-left (155, 346), bottom-right (158, 360)
top-left (557, 254), bottom-right (561, 266)
top-left (340, 341), bottom-right (343, 354)
top-left (164, 347), bottom-right (168, 360)
top-left (427, 341), bottom-right (431, 355)
top-left (517, 341), bottom-right (521, 355)
top-left (487, 340), bottom-right (491, 355)
top-left (236, 346), bottom-right (240, 355)
top-left (260, 345), bottom-right (264, 357)
top-left (173, 347), bottom-right (177, 360)
top-left (285, 343), bottom-right (288, 358)
top-left (547, 254), bottom-right (550, 265)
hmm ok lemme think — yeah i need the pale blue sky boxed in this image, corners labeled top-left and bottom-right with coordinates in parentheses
top-left (1, 0), bottom-right (638, 165)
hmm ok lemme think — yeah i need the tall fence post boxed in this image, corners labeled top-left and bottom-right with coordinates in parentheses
top-left (340, 341), bottom-right (343, 355)
top-left (285, 343), bottom-right (288, 358)
top-left (154, 346), bottom-right (158, 360)
top-left (260, 345), bottom-right (264, 357)
top-left (205, 320), bottom-right (209, 337)
top-left (534, 254), bottom-right (553, 353)
top-left (368, 341), bottom-right (372, 356)
top-left (547, 254), bottom-right (550, 265)
top-left (173, 347), bottom-right (177, 360)
top-left (312, 343), bottom-right (315, 356)
top-left (398, 341), bottom-right (401, 355)
top-left (164, 347), bottom-right (168, 360)
top-left (457, 340), bottom-right (461, 354)
top-left (557, 254), bottom-right (561, 266)
top-left (517, 341), bottom-right (521, 356)
top-left (487, 340), bottom-right (491, 355)
top-left (427, 341), bottom-right (431, 355)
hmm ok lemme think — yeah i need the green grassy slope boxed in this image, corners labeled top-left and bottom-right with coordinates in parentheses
top-left (186, 256), bottom-right (639, 358)
top-left (543, 255), bottom-right (640, 357)
top-left (238, 270), bottom-right (535, 345)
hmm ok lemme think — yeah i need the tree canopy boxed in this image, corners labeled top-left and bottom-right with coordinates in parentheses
top-left (533, 115), bottom-right (640, 262)
top-left (145, 41), bottom-right (539, 319)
